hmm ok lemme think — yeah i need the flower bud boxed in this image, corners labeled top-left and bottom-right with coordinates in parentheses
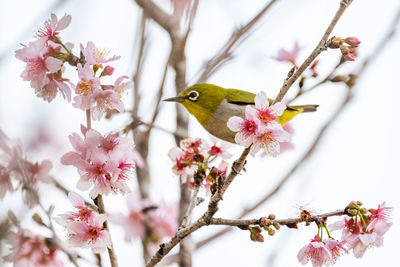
top-left (100, 65), bottom-right (115, 77)
top-left (344, 37), bottom-right (360, 47)
top-left (193, 154), bottom-right (204, 163)
top-left (273, 222), bottom-right (281, 230)
top-left (347, 208), bottom-right (358, 216)
top-left (328, 36), bottom-right (343, 49)
top-left (268, 214), bottom-right (276, 220)
top-left (267, 228), bottom-right (276, 236)
top-left (360, 208), bottom-right (368, 214)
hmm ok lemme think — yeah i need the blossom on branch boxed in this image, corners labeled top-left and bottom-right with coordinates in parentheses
top-left (110, 193), bottom-right (177, 248)
top-left (227, 92), bottom-right (291, 156)
top-left (0, 129), bottom-right (52, 206)
top-left (4, 228), bottom-right (63, 267)
top-left (61, 128), bottom-right (138, 198)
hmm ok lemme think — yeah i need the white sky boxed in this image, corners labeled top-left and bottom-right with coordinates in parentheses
top-left (1, 0), bottom-right (399, 267)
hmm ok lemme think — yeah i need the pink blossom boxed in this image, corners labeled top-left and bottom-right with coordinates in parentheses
top-left (36, 13), bottom-right (71, 40)
top-left (149, 201), bottom-right (178, 241)
top-left (66, 214), bottom-right (112, 253)
top-left (15, 38), bottom-right (72, 102)
top-left (112, 75), bottom-right (133, 98)
top-left (330, 204), bottom-right (392, 258)
top-left (109, 193), bottom-right (147, 241)
top-left (168, 138), bottom-right (207, 182)
top-left (250, 122), bottom-right (291, 156)
top-left (73, 63), bottom-right (101, 110)
top-left (4, 228), bottom-right (63, 267)
top-left (168, 147), bottom-right (198, 182)
top-left (254, 91), bottom-right (286, 126)
top-left (61, 129), bottom-right (136, 198)
top-left (91, 89), bottom-right (124, 120)
top-left (274, 41), bottom-right (301, 66)
top-left (279, 123), bottom-right (295, 153)
top-left (81, 41), bottom-right (120, 66)
top-left (367, 203), bottom-right (392, 235)
top-left (325, 238), bottom-right (347, 264)
top-left (110, 194), bottom-right (177, 245)
top-left (297, 236), bottom-right (332, 267)
top-left (207, 136), bottom-right (232, 159)
top-left (227, 106), bottom-right (260, 147)
top-left (55, 192), bottom-right (95, 226)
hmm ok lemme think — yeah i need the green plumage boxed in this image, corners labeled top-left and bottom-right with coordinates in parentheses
top-left (164, 83), bottom-right (318, 143)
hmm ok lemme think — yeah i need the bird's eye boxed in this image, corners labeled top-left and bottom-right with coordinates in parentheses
top-left (188, 90), bottom-right (199, 101)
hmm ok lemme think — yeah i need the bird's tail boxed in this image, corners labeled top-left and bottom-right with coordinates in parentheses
top-left (278, 104), bottom-right (319, 126)
top-left (288, 104), bottom-right (319, 113)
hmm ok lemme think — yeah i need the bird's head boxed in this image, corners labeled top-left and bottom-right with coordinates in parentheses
top-left (163, 83), bottom-right (226, 126)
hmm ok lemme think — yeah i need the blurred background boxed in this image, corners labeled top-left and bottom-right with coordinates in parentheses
top-left (0, 0), bottom-right (399, 266)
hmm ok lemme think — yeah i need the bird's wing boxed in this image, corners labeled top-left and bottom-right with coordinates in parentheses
top-left (225, 89), bottom-right (256, 105)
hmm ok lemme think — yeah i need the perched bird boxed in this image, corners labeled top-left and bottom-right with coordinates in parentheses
top-left (164, 83), bottom-right (318, 144)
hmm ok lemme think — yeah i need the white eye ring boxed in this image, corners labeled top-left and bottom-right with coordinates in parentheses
top-left (188, 90), bottom-right (199, 101)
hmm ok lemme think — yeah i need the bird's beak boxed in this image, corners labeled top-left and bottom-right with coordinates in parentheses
top-left (163, 96), bottom-right (185, 103)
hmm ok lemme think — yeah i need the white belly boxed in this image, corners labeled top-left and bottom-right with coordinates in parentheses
top-left (205, 99), bottom-right (247, 143)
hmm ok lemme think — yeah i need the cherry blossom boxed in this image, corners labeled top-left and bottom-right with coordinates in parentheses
top-left (61, 128), bottom-right (137, 198)
top-left (250, 122), bottom-right (291, 156)
top-left (55, 192), bottom-right (95, 226)
top-left (66, 214), bottom-right (112, 253)
top-left (227, 106), bottom-right (260, 147)
top-left (109, 193), bottom-right (147, 241)
top-left (274, 41), bottom-right (301, 66)
top-left (254, 91), bottom-right (286, 126)
top-left (111, 194), bottom-right (177, 245)
top-left (4, 228), bottom-right (63, 267)
top-left (36, 13), bottom-right (72, 41)
top-left (329, 203), bottom-right (392, 258)
top-left (81, 41), bottom-right (120, 66)
top-left (297, 236), bottom-right (332, 267)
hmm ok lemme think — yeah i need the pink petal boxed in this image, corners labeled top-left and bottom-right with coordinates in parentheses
top-left (56, 14), bottom-right (72, 31)
top-left (227, 116), bottom-right (243, 132)
top-left (255, 91), bottom-right (268, 109)
top-left (45, 57), bottom-right (63, 73)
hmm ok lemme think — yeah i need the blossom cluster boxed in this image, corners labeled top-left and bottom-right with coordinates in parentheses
top-left (56, 192), bottom-right (111, 253)
top-left (298, 202), bottom-right (392, 267)
top-left (227, 91), bottom-right (291, 156)
top-left (4, 228), bottom-right (63, 267)
top-left (168, 137), bottom-right (231, 191)
top-left (15, 13), bottom-right (133, 120)
top-left (329, 36), bottom-right (361, 61)
top-left (110, 193), bottom-right (177, 250)
top-left (61, 127), bottom-right (140, 198)
top-left (0, 129), bottom-right (52, 206)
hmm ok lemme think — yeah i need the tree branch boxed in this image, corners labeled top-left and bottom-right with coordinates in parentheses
top-left (274, 0), bottom-right (354, 103)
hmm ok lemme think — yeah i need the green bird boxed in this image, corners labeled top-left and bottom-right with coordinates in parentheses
top-left (164, 83), bottom-right (318, 144)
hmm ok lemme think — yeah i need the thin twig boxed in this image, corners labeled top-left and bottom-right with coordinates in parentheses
top-left (288, 60), bottom-right (344, 104)
top-left (211, 209), bottom-right (345, 227)
top-left (195, 0), bottom-right (280, 83)
top-left (132, 12), bottom-right (148, 116)
top-left (274, 0), bottom-right (354, 103)
top-left (180, 185), bottom-right (201, 228)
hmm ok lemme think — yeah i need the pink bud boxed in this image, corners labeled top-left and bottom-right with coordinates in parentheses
top-left (344, 37), bottom-right (361, 48)
top-left (100, 65), bottom-right (115, 77)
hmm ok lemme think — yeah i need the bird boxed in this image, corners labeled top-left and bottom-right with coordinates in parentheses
top-left (164, 83), bottom-right (318, 144)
